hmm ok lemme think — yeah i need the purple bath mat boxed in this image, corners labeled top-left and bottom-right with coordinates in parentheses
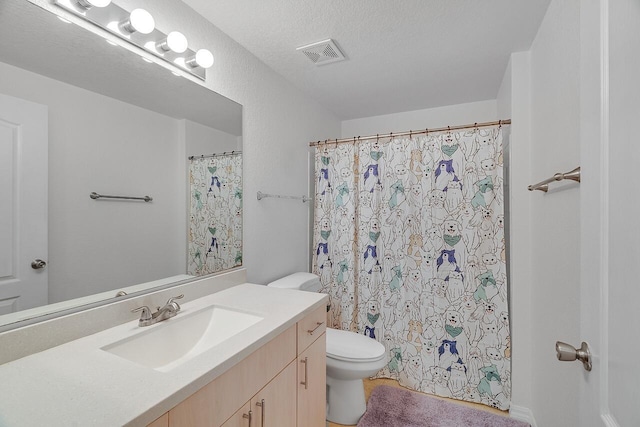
top-left (357, 385), bottom-right (530, 427)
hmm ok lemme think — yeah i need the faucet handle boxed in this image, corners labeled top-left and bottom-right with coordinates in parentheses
top-left (166, 294), bottom-right (184, 310)
top-left (132, 305), bottom-right (152, 321)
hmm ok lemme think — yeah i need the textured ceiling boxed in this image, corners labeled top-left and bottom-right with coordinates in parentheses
top-left (182, 0), bottom-right (551, 120)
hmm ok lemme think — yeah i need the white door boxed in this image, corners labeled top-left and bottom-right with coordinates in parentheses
top-left (0, 93), bottom-right (48, 314)
top-left (579, 0), bottom-right (639, 425)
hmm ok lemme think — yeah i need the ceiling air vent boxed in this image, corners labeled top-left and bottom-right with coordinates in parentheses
top-left (296, 39), bottom-right (346, 66)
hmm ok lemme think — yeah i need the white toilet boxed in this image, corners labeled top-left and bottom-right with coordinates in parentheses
top-left (267, 272), bottom-right (386, 425)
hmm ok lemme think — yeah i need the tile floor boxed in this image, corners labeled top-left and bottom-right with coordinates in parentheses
top-left (327, 378), bottom-right (507, 427)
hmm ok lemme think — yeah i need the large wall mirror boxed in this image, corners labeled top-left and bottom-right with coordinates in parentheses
top-left (0, 1), bottom-right (243, 331)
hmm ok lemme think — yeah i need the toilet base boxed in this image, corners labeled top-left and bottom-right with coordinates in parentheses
top-left (326, 376), bottom-right (367, 425)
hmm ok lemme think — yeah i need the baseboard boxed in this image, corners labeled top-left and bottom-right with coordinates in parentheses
top-left (510, 405), bottom-right (537, 427)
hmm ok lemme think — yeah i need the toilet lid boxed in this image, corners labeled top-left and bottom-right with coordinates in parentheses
top-left (326, 328), bottom-right (385, 362)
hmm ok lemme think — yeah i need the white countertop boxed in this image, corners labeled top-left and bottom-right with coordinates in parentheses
top-left (0, 284), bottom-right (327, 426)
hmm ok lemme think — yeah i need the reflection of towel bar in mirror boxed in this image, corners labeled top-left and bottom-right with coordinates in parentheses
top-left (528, 167), bottom-right (580, 192)
top-left (90, 192), bottom-right (153, 202)
top-left (257, 191), bottom-right (311, 203)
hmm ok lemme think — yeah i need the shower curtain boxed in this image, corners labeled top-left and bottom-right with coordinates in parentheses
top-left (188, 153), bottom-right (242, 276)
top-left (311, 126), bottom-right (512, 410)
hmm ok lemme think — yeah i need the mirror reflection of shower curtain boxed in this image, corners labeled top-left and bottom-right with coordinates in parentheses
top-left (312, 126), bottom-right (512, 410)
top-left (188, 153), bottom-right (242, 275)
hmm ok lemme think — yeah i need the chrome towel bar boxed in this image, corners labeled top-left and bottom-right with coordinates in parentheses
top-left (528, 167), bottom-right (580, 192)
top-left (256, 191), bottom-right (311, 203)
top-left (90, 192), bottom-right (153, 202)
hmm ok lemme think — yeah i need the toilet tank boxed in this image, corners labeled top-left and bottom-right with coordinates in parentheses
top-left (267, 272), bottom-right (321, 292)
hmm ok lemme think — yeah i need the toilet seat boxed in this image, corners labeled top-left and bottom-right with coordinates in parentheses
top-left (326, 328), bottom-right (385, 363)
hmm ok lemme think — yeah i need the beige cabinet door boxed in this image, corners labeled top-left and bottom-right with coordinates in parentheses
top-left (221, 401), bottom-right (252, 427)
top-left (297, 333), bottom-right (326, 427)
top-left (252, 361), bottom-right (297, 427)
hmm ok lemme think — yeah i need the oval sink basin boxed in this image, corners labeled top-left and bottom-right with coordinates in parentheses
top-left (102, 305), bottom-right (263, 372)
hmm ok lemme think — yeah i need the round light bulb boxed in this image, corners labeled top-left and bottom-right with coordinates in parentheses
top-left (120, 8), bottom-right (155, 35)
top-left (76, 0), bottom-right (111, 9)
top-left (158, 31), bottom-right (188, 54)
top-left (193, 49), bottom-right (214, 69)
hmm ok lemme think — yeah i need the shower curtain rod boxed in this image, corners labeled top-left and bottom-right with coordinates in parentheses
top-left (308, 119), bottom-right (511, 147)
top-left (188, 150), bottom-right (242, 160)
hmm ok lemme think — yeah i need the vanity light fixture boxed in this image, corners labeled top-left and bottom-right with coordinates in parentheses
top-left (186, 49), bottom-right (214, 69)
top-left (157, 31), bottom-right (188, 54)
top-left (76, 0), bottom-right (111, 10)
top-left (119, 8), bottom-right (155, 35)
top-left (52, 0), bottom-right (212, 80)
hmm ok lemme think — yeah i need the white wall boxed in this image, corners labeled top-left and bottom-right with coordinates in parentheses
top-left (0, 61), bottom-right (185, 302)
top-left (496, 51), bottom-right (535, 418)
top-left (527, 0), bottom-right (582, 425)
top-left (341, 100), bottom-right (498, 137)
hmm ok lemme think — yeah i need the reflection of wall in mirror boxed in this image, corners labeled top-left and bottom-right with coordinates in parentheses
top-left (184, 120), bottom-right (240, 156)
top-left (0, 60), bottom-right (233, 304)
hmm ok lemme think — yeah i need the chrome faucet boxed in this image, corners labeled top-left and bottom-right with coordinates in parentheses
top-left (132, 294), bottom-right (184, 327)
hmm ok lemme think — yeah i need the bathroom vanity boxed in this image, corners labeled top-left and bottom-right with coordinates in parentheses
top-left (163, 302), bottom-right (326, 427)
top-left (0, 283), bottom-right (327, 427)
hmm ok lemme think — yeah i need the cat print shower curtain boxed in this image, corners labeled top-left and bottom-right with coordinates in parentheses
top-left (188, 153), bottom-right (242, 275)
top-left (312, 126), bottom-right (511, 410)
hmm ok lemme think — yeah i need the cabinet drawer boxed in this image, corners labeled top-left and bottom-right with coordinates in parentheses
top-left (297, 304), bottom-right (326, 354)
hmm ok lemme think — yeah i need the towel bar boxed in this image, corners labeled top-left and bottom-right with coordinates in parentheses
top-left (528, 167), bottom-right (580, 192)
top-left (90, 192), bottom-right (153, 202)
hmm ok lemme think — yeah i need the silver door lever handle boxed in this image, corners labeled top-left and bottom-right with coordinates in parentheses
top-left (556, 341), bottom-right (592, 371)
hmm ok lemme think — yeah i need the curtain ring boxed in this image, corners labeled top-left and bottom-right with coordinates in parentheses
top-left (425, 128), bottom-right (429, 135)
top-left (499, 119), bottom-right (502, 128)
top-left (376, 134), bottom-right (379, 143)
top-left (409, 130), bottom-right (412, 139)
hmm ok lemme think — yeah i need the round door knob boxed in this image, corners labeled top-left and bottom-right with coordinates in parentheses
top-left (31, 259), bottom-right (47, 269)
top-left (555, 341), bottom-right (592, 371)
